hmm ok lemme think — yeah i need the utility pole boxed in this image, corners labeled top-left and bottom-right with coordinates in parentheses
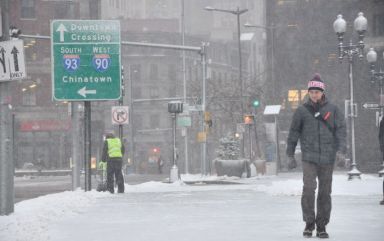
top-left (181, 0), bottom-right (189, 174)
top-left (0, 0), bottom-right (14, 215)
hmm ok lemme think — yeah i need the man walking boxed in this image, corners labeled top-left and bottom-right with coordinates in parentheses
top-left (286, 74), bottom-right (347, 238)
top-left (100, 131), bottom-right (125, 193)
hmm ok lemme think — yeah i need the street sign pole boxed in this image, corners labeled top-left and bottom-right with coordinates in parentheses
top-left (51, 20), bottom-right (121, 191)
top-left (118, 66), bottom-right (125, 140)
top-left (84, 101), bottom-right (91, 191)
top-left (0, 0), bottom-right (14, 216)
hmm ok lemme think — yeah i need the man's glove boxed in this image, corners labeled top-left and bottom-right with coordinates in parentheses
top-left (287, 156), bottom-right (297, 170)
top-left (98, 161), bottom-right (107, 171)
top-left (336, 151), bottom-right (346, 168)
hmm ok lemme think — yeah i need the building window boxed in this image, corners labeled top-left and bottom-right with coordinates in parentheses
top-left (21, 0), bottom-right (35, 19)
top-left (131, 64), bottom-right (141, 81)
top-left (133, 86), bottom-right (142, 99)
top-left (150, 64), bottom-right (158, 80)
top-left (54, 2), bottom-right (75, 19)
top-left (150, 86), bottom-right (159, 98)
top-left (22, 90), bottom-right (36, 106)
top-left (287, 89), bottom-right (307, 109)
top-left (168, 64), bottom-right (176, 81)
top-left (168, 87), bottom-right (176, 97)
top-left (134, 115), bottom-right (143, 130)
top-left (150, 114), bottom-right (159, 128)
top-left (373, 13), bottom-right (384, 37)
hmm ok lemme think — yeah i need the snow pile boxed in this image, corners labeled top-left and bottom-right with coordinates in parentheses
top-left (0, 190), bottom-right (108, 241)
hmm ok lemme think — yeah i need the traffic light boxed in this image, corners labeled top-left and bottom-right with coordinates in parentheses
top-left (252, 99), bottom-right (260, 107)
top-left (152, 147), bottom-right (159, 154)
top-left (204, 111), bottom-right (212, 129)
top-left (9, 26), bottom-right (21, 39)
top-left (244, 114), bottom-right (254, 125)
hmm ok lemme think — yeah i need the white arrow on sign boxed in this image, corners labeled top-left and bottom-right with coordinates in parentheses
top-left (78, 86), bottom-right (97, 97)
top-left (362, 103), bottom-right (380, 109)
top-left (56, 24), bottom-right (68, 42)
top-left (0, 40), bottom-right (26, 82)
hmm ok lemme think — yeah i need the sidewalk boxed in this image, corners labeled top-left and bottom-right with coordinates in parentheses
top-left (1, 173), bottom-right (383, 241)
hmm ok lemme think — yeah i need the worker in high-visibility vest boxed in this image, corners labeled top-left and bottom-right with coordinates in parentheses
top-left (100, 131), bottom-right (125, 193)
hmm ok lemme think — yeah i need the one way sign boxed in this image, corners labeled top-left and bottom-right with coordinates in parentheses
top-left (0, 40), bottom-right (26, 82)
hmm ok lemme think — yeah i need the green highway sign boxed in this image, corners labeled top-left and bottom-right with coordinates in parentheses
top-left (51, 20), bottom-right (121, 101)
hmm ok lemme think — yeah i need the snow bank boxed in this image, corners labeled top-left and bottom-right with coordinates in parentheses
top-left (0, 190), bottom-right (108, 241)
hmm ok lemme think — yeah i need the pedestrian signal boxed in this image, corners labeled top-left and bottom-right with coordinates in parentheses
top-left (244, 114), bottom-right (254, 125)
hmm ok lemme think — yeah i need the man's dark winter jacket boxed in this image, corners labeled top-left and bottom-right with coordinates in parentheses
top-left (286, 97), bottom-right (347, 164)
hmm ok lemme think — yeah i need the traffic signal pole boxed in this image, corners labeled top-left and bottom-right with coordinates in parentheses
top-left (0, 0), bottom-right (14, 215)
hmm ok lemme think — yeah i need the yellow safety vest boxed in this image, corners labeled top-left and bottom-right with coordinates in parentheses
top-left (107, 138), bottom-right (123, 158)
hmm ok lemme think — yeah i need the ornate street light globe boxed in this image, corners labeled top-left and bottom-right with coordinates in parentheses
top-left (366, 48), bottom-right (377, 63)
top-left (333, 14), bottom-right (346, 34)
top-left (354, 12), bottom-right (368, 33)
top-left (366, 48), bottom-right (378, 83)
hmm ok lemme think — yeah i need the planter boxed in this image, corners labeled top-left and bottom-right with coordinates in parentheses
top-left (213, 159), bottom-right (251, 178)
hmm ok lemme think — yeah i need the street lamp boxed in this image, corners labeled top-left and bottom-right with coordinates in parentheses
top-left (204, 6), bottom-right (248, 158)
top-left (204, 6), bottom-right (248, 117)
top-left (333, 12), bottom-right (367, 180)
top-left (244, 22), bottom-right (277, 101)
top-left (366, 47), bottom-right (384, 177)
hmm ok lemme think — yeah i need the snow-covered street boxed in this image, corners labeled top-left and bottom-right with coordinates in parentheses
top-left (0, 173), bottom-right (383, 241)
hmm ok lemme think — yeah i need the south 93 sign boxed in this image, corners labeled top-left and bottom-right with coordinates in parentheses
top-left (92, 54), bottom-right (111, 72)
top-left (63, 54), bottom-right (80, 72)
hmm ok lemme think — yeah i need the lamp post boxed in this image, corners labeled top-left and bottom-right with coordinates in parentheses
top-left (204, 6), bottom-right (248, 157)
top-left (366, 47), bottom-right (384, 177)
top-left (333, 12), bottom-right (367, 180)
top-left (244, 23), bottom-right (276, 100)
top-left (204, 6), bottom-right (248, 115)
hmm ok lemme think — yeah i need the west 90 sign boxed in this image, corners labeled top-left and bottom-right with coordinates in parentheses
top-left (51, 20), bottom-right (121, 101)
top-left (92, 54), bottom-right (111, 72)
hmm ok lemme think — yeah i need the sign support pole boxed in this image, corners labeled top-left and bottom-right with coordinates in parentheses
top-left (118, 66), bottom-right (125, 140)
top-left (71, 102), bottom-right (81, 190)
top-left (84, 101), bottom-right (92, 191)
top-left (0, 0), bottom-right (14, 216)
